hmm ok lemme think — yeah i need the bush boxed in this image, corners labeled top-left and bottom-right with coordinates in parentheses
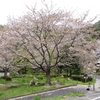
top-left (71, 75), bottom-right (93, 82)
top-left (71, 75), bottom-right (83, 81)
top-left (88, 76), bottom-right (93, 82)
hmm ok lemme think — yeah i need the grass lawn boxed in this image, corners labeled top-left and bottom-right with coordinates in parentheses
top-left (0, 74), bottom-right (95, 99)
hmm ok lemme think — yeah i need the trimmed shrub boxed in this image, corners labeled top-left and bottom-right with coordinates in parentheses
top-left (88, 76), bottom-right (93, 82)
top-left (71, 75), bottom-right (93, 82)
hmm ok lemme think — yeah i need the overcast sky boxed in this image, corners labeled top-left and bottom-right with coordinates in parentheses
top-left (0, 0), bottom-right (100, 25)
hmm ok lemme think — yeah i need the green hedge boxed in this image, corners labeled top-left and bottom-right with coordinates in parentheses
top-left (71, 75), bottom-right (93, 82)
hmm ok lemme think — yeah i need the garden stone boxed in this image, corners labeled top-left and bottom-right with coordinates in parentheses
top-left (8, 84), bottom-right (19, 88)
top-left (34, 77), bottom-right (38, 80)
top-left (0, 84), bottom-right (8, 90)
top-left (29, 80), bottom-right (35, 86)
top-left (67, 77), bottom-right (71, 81)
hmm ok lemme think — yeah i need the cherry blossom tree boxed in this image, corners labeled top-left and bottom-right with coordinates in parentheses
top-left (0, 27), bottom-right (15, 80)
top-left (6, 2), bottom-right (96, 84)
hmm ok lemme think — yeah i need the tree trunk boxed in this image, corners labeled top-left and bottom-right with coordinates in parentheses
top-left (69, 69), bottom-right (72, 77)
top-left (4, 70), bottom-right (8, 79)
top-left (66, 70), bottom-right (68, 77)
top-left (46, 70), bottom-right (51, 85)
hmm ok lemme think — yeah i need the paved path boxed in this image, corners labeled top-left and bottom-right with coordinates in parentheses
top-left (95, 79), bottom-right (100, 91)
top-left (67, 78), bottom-right (100, 100)
top-left (66, 91), bottom-right (100, 100)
